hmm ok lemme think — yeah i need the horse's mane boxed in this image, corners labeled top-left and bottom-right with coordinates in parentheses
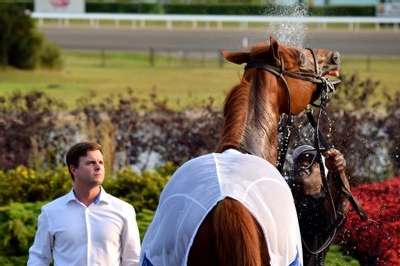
top-left (217, 78), bottom-right (251, 151)
top-left (218, 66), bottom-right (279, 157)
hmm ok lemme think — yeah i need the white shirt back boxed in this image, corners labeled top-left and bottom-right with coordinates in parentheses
top-left (140, 149), bottom-right (302, 266)
top-left (28, 188), bottom-right (141, 266)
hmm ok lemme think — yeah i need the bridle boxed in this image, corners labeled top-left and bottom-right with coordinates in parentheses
top-left (244, 48), bottom-right (367, 256)
top-left (244, 48), bottom-right (339, 173)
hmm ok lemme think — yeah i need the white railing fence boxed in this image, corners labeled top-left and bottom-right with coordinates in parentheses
top-left (31, 12), bottom-right (400, 31)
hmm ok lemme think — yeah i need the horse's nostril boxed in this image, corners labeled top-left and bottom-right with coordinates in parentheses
top-left (331, 52), bottom-right (341, 65)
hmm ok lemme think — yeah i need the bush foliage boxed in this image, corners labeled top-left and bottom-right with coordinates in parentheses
top-left (0, 4), bottom-right (62, 69)
top-left (85, 2), bottom-right (374, 16)
top-left (339, 177), bottom-right (400, 266)
top-left (1, 73), bottom-right (399, 183)
top-left (0, 163), bottom-right (175, 212)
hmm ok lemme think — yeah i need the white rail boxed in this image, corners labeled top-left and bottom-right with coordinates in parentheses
top-left (31, 12), bottom-right (400, 31)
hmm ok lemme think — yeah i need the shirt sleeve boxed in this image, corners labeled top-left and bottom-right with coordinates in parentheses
top-left (121, 206), bottom-right (141, 266)
top-left (27, 208), bottom-right (54, 266)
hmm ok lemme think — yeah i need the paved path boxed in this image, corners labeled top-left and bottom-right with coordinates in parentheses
top-left (40, 27), bottom-right (400, 55)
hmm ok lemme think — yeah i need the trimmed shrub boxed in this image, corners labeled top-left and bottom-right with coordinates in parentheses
top-left (1, 78), bottom-right (399, 182)
top-left (40, 40), bottom-right (63, 69)
top-left (339, 177), bottom-right (400, 265)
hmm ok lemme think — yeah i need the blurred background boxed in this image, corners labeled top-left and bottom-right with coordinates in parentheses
top-left (0, 0), bottom-right (399, 265)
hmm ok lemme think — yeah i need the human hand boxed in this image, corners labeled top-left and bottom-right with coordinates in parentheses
top-left (324, 148), bottom-right (346, 173)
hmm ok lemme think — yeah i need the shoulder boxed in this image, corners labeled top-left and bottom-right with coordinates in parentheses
top-left (104, 193), bottom-right (136, 215)
top-left (41, 192), bottom-right (71, 212)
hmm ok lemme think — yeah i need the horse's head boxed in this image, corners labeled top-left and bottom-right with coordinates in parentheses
top-left (222, 36), bottom-right (341, 115)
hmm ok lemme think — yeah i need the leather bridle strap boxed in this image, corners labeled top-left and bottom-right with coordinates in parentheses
top-left (245, 48), bottom-right (325, 172)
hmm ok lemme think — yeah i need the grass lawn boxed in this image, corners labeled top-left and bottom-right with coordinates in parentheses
top-left (0, 50), bottom-right (399, 109)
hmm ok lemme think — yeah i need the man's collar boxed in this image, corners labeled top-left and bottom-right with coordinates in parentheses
top-left (97, 187), bottom-right (111, 204)
top-left (66, 187), bottom-right (110, 205)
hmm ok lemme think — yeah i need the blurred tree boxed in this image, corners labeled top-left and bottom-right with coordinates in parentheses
top-left (0, 4), bottom-right (61, 69)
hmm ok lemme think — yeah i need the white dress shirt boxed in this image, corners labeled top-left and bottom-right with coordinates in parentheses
top-left (28, 188), bottom-right (141, 266)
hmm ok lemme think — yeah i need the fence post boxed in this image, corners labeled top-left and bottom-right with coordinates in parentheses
top-left (100, 49), bottom-right (106, 67)
top-left (218, 50), bottom-right (224, 68)
top-left (239, 21), bottom-right (248, 30)
top-left (182, 50), bottom-right (188, 67)
top-left (217, 21), bottom-right (222, 30)
top-left (149, 48), bottom-right (155, 67)
top-left (242, 37), bottom-right (248, 48)
top-left (167, 20), bottom-right (172, 30)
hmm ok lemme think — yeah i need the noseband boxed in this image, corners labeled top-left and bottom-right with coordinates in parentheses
top-left (244, 48), bottom-right (339, 116)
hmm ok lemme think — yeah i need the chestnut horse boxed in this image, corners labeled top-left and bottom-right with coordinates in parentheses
top-left (140, 37), bottom-right (341, 266)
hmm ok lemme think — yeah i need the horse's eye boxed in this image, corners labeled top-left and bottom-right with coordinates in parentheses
top-left (299, 52), bottom-right (307, 67)
top-left (331, 52), bottom-right (341, 65)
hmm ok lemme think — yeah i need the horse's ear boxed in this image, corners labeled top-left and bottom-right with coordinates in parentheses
top-left (267, 36), bottom-right (281, 66)
top-left (221, 50), bottom-right (250, 65)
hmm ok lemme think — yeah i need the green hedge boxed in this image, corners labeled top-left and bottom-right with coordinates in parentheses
top-left (0, 1), bottom-right (376, 16)
top-left (0, 163), bottom-right (175, 212)
top-left (309, 6), bottom-right (374, 17)
top-left (86, 3), bottom-right (375, 16)
top-left (0, 1), bottom-right (33, 12)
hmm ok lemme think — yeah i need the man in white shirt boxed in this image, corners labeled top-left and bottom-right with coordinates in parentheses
top-left (28, 142), bottom-right (141, 266)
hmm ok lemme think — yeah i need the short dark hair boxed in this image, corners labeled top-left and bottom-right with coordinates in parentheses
top-left (66, 142), bottom-right (102, 179)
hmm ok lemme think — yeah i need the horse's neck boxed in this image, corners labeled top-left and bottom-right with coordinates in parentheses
top-left (219, 73), bottom-right (282, 164)
top-left (240, 97), bottom-right (280, 163)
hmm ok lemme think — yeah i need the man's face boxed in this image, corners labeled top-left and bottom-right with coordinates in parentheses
top-left (71, 150), bottom-right (105, 187)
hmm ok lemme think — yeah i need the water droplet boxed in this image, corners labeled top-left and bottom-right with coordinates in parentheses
top-left (269, 4), bottom-right (308, 48)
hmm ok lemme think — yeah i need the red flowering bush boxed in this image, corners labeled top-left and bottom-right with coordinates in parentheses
top-left (339, 176), bottom-right (400, 265)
